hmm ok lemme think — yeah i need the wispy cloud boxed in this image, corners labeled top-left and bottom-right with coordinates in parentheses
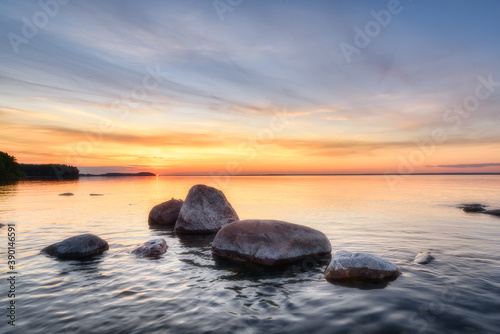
top-left (1, 1), bottom-right (500, 173)
top-left (428, 163), bottom-right (500, 169)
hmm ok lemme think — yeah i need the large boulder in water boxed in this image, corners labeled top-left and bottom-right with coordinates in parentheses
top-left (41, 233), bottom-right (109, 260)
top-left (148, 198), bottom-right (183, 226)
top-left (175, 185), bottom-right (239, 234)
top-left (212, 219), bottom-right (332, 266)
top-left (324, 250), bottom-right (401, 281)
top-left (131, 238), bottom-right (168, 257)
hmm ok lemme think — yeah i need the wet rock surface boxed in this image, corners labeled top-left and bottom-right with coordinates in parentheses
top-left (212, 219), bottom-right (332, 266)
top-left (41, 233), bottom-right (109, 260)
top-left (414, 251), bottom-right (434, 264)
top-left (324, 250), bottom-right (401, 281)
top-left (175, 185), bottom-right (239, 234)
top-left (149, 198), bottom-right (183, 226)
top-left (131, 238), bottom-right (168, 257)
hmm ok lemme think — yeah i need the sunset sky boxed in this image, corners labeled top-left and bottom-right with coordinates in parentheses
top-left (1, 0), bottom-right (500, 175)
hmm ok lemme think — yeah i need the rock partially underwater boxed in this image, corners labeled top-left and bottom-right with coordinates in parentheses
top-left (414, 251), bottom-right (434, 264)
top-left (324, 250), bottom-right (401, 281)
top-left (131, 238), bottom-right (168, 257)
top-left (41, 233), bottom-right (109, 260)
top-left (212, 219), bottom-right (331, 266)
top-left (175, 185), bottom-right (239, 234)
top-left (149, 198), bottom-right (183, 226)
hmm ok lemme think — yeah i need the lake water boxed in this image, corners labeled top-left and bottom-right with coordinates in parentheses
top-left (1, 175), bottom-right (499, 334)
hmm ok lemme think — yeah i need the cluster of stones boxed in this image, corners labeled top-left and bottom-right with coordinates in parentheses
top-left (459, 203), bottom-right (500, 216)
top-left (41, 184), bottom-right (446, 283)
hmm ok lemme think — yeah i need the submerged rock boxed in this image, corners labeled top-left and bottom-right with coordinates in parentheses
top-left (175, 185), bottom-right (239, 234)
top-left (148, 198), bottom-right (183, 226)
top-left (324, 250), bottom-right (401, 281)
top-left (58, 193), bottom-right (74, 196)
top-left (90, 193), bottom-right (104, 196)
top-left (41, 233), bottom-right (109, 260)
top-left (485, 209), bottom-right (500, 216)
top-left (131, 238), bottom-right (168, 257)
top-left (212, 219), bottom-right (332, 266)
top-left (414, 251), bottom-right (434, 264)
top-left (460, 203), bottom-right (487, 212)
top-left (0, 223), bottom-right (4, 228)
top-left (458, 203), bottom-right (500, 217)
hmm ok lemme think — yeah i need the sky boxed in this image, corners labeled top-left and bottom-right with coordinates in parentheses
top-left (1, 0), bottom-right (500, 175)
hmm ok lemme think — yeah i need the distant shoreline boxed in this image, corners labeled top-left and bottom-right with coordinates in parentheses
top-left (155, 173), bottom-right (500, 176)
top-left (80, 172), bottom-right (156, 177)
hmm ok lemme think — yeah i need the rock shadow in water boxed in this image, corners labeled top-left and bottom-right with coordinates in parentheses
top-left (177, 232), bottom-right (216, 248)
top-left (325, 276), bottom-right (397, 290)
top-left (213, 254), bottom-right (330, 281)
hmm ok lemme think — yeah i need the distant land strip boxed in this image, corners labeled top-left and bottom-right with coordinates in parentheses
top-left (153, 173), bottom-right (500, 176)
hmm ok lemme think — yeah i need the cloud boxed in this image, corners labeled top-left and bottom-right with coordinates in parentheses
top-left (427, 163), bottom-right (500, 168)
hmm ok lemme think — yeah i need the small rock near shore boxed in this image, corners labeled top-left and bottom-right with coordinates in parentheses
top-left (324, 250), bottom-right (401, 281)
top-left (414, 251), bottom-right (434, 264)
top-left (149, 198), bottom-right (183, 226)
top-left (175, 185), bottom-right (239, 234)
top-left (41, 233), bottom-right (109, 260)
top-left (131, 238), bottom-right (168, 257)
top-left (212, 219), bottom-right (332, 266)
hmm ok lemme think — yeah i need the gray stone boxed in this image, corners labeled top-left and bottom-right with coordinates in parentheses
top-left (175, 185), bottom-right (239, 234)
top-left (41, 233), bottom-right (109, 260)
top-left (485, 209), bottom-right (500, 216)
top-left (58, 193), bottom-right (74, 196)
top-left (414, 251), bottom-right (434, 264)
top-left (212, 219), bottom-right (332, 266)
top-left (148, 198), bottom-right (183, 226)
top-left (324, 250), bottom-right (401, 281)
top-left (131, 238), bottom-right (168, 257)
top-left (460, 204), bottom-right (487, 212)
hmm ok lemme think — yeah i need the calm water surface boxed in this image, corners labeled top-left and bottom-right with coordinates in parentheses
top-left (1, 175), bottom-right (500, 333)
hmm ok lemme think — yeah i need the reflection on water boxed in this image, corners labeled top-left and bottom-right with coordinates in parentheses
top-left (1, 176), bottom-right (500, 333)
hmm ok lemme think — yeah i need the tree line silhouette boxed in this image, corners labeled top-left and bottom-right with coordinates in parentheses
top-left (0, 151), bottom-right (79, 180)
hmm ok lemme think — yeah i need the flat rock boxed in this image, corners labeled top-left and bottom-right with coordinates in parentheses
top-left (0, 223), bottom-right (4, 228)
top-left (324, 250), bottom-right (401, 281)
top-left (212, 219), bottom-right (332, 266)
top-left (485, 209), bottom-right (500, 216)
top-left (41, 233), bottom-right (109, 260)
top-left (131, 238), bottom-right (168, 257)
top-left (148, 198), bottom-right (183, 226)
top-left (460, 203), bottom-right (487, 212)
top-left (58, 193), bottom-right (74, 196)
top-left (414, 251), bottom-right (434, 264)
top-left (90, 193), bottom-right (104, 196)
top-left (175, 185), bottom-right (239, 234)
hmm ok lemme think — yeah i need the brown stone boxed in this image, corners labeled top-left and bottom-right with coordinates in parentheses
top-left (325, 250), bottom-right (401, 281)
top-left (175, 185), bottom-right (239, 234)
top-left (212, 219), bottom-right (331, 266)
top-left (148, 198), bottom-right (183, 226)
